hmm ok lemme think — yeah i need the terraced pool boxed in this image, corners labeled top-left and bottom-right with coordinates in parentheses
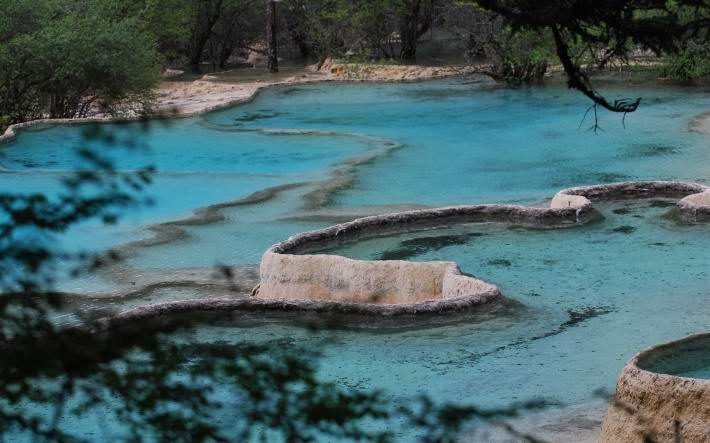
top-left (2, 77), bottom-right (710, 439)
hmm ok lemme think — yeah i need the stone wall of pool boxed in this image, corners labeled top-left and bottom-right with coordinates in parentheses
top-left (599, 332), bottom-right (710, 443)
top-left (253, 181), bottom-right (709, 315)
top-left (56, 179), bottom-right (710, 320)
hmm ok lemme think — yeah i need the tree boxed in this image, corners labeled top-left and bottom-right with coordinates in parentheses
top-left (442, 4), bottom-right (554, 85)
top-left (351, 0), bottom-right (441, 62)
top-left (266, 0), bottom-right (279, 72)
top-left (282, 0), bottom-right (351, 63)
top-left (182, 0), bottom-right (264, 71)
top-left (397, 0), bottom-right (438, 62)
top-left (660, 42), bottom-right (710, 82)
top-left (0, 0), bottom-right (161, 125)
top-left (88, 0), bottom-right (194, 64)
top-left (657, 4), bottom-right (710, 83)
top-left (282, 0), bottom-right (316, 59)
top-left (187, 0), bottom-right (227, 68)
top-left (0, 0), bottom-right (50, 125)
top-left (352, 0), bottom-right (399, 58)
top-left (469, 0), bottom-right (710, 115)
top-left (210, 0), bottom-right (262, 69)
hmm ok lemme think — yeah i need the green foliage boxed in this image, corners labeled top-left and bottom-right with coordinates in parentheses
top-left (351, 0), bottom-right (398, 59)
top-left (36, 15), bottom-right (160, 116)
top-left (482, 27), bottom-right (555, 85)
top-left (442, 4), bottom-right (554, 85)
top-left (177, 0), bottom-right (264, 69)
top-left (0, 0), bottom-right (161, 124)
top-left (210, 0), bottom-right (263, 68)
top-left (90, 0), bottom-right (194, 62)
top-left (349, 0), bottom-right (438, 62)
top-left (0, 0), bottom-right (48, 40)
top-left (282, 0), bottom-right (437, 63)
top-left (659, 44), bottom-right (710, 82)
top-left (283, 0), bottom-right (352, 61)
top-left (470, 0), bottom-right (710, 113)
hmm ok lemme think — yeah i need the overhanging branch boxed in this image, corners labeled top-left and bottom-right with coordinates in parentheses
top-left (551, 24), bottom-right (641, 114)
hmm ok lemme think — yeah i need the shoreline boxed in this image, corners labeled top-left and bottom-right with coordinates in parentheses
top-left (0, 63), bottom-right (489, 144)
top-left (4, 64), bottom-right (709, 306)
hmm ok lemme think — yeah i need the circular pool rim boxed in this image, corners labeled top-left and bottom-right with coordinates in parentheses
top-left (599, 332), bottom-right (710, 443)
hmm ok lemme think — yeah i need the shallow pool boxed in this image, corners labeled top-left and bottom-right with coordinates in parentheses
top-left (638, 334), bottom-right (710, 380)
top-left (2, 78), bottom-right (710, 438)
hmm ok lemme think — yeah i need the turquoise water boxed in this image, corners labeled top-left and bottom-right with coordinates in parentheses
top-left (300, 199), bottom-right (710, 405)
top-left (2, 78), bottom-right (710, 438)
top-left (1, 121), bottom-right (374, 254)
top-left (123, 80), bottom-right (710, 273)
top-left (205, 80), bottom-right (710, 206)
top-left (639, 335), bottom-right (710, 380)
top-left (677, 366), bottom-right (710, 379)
top-left (5, 79), bottom-right (709, 273)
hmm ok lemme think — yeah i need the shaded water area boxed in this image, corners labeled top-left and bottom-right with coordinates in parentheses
top-left (639, 334), bottom-right (710, 380)
top-left (2, 78), bottom-right (710, 438)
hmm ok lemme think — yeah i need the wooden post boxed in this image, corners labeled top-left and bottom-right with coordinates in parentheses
top-left (266, 0), bottom-right (279, 73)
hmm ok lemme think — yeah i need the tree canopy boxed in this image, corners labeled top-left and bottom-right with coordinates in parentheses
top-left (0, 0), bottom-right (161, 125)
top-left (470, 0), bottom-right (710, 113)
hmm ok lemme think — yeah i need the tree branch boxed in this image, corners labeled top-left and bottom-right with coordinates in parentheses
top-left (551, 24), bottom-right (641, 114)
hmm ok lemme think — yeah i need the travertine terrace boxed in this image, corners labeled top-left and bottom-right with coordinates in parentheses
top-left (599, 333), bottom-right (710, 443)
top-left (254, 181), bottom-right (709, 315)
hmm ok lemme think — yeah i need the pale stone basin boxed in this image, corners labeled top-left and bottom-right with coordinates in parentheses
top-left (599, 333), bottom-right (710, 443)
top-left (259, 252), bottom-right (499, 305)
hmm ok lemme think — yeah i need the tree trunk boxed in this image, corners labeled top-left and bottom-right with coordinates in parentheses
top-left (399, 37), bottom-right (417, 62)
top-left (218, 45), bottom-right (233, 69)
top-left (398, 0), bottom-right (434, 63)
top-left (292, 32), bottom-right (310, 60)
top-left (189, 41), bottom-right (207, 70)
top-left (399, 0), bottom-right (421, 63)
top-left (189, 24), bottom-right (213, 71)
top-left (266, 0), bottom-right (279, 73)
top-left (188, 0), bottom-right (225, 72)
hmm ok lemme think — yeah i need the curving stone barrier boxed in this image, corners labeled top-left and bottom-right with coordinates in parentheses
top-left (554, 180), bottom-right (708, 206)
top-left (255, 203), bottom-right (588, 314)
top-left (29, 180), bottom-right (707, 319)
top-left (255, 181), bottom-right (709, 315)
top-left (599, 333), bottom-right (710, 443)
